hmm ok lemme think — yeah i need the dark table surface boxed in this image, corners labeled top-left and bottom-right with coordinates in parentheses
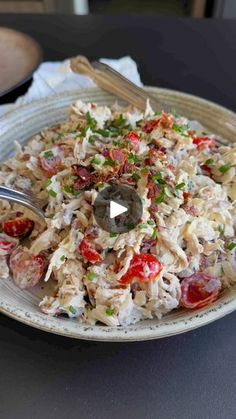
top-left (1, 15), bottom-right (236, 419)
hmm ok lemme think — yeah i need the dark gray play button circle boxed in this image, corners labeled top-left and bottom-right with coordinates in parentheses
top-left (94, 184), bottom-right (143, 234)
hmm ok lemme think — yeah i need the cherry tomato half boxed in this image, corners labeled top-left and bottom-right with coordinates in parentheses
top-left (180, 273), bottom-right (221, 309)
top-left (193, 136), bottom-right (216, 150)
top-left (78, 238), bottom-right (103, 264)
top-left (126, 132), bottom-right (140, 151)
top-left (3, 218), bottom-right (34, 238)
top-left (120, 254), bottom-right (162, 284)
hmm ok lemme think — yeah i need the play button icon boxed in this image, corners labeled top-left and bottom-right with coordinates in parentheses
top-left (94, 184), bottom-right (143, 234)
top-left (110, 201), bottom-right (128, 219)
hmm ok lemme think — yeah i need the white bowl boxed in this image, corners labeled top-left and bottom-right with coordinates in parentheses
top-left (0, 87), bottom-right (236, 341)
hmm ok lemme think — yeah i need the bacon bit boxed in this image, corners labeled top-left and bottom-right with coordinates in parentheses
top-left (109, 149), bottom-right (126, 165)
top-left (149, 203), bottom-right (159, 213)
top-left (72, 165), bottom-right (93, 191)
top-left (119, 177), bottom-right (136, 186)
top-left (102, 148), bottom-right (110, 158)
top-left (147, 181), bottom-right (161, 200)
top-left (183, 192), bottom-right (190, 202)
top-left (183, 204), bottom-right (199, 217)
top-left (142, 119), bottom-right (160, 134)
top-left (141, 239), bottom-right (157, 253)
top-left (201, 164), bottom-right (212, 176)
top-left (39, 154), bottom-right (63, 176)
top-left (151, 139), bottom-right (167, 153)
top-left (122, 162), bottom-right (136, 173)
top-left (158, 113), bottom-right (174, 130)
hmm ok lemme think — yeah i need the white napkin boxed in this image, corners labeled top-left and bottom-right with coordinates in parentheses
top-left (0, 56), bottom-right (142, 117)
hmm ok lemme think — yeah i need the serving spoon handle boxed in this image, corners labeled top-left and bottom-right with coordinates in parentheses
top-left (70, 55), bottom-right (168, 113)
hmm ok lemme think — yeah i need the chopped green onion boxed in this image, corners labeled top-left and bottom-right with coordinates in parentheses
top-left (227, 243), bottom-right (236, 251)
top-left (45, 178), bottom-right (52, 187)
top-left (69, 305), bottom-right (77, 315)
top-left (140, 168), bottom-right (149, 175)
top-left (88, 135), bottom-right (97, 145)
top-left (71, 175), bottom-right (78, 181)
top-left (103, 159), bottom-right (115, 167)
top-left (127, 222), bottom-right (135, 231)
top-left (176, 182), bottom-right (186, 190)
top-left (48, 189), bottom-right (57, 198)
top-left (217, 225), bottom-right (225, 236)
top-left (219, 163), bottom-right (231, 174)
top-left (96, 129), bottom-right (109, 137)
top-left (86, 111), bottom-right (97, 130)
top-left (151, 228), bottom-right (158, 240)
top-left (152, 173), bottom-right (165, 184)
top-left (64, 185), bottom-right (73, 194)
top-left (155, 191), bottom-right (165, 204)
top-left (87, 272), bottom-right (96, 282)
top-left (128, 152), bottom-right (139, 164)
top-left (204, 158), bottom-right (214, 166)
top-left (106, 308), bottom-right (115, 316)
top-left (172, 123), bottom-right (189, 135)
top-left (44, 150), bottom-right (53, 159)
top-left (110, 232), bottom-right (117, 238)
top-left (92, 157), bottom-right (101, 165)
top-left (132, 172), bottom-right (141, 182)
top-left (147, 220), bottom-right (155, 225)
top-left (60, 255), bottom-right (65, 262)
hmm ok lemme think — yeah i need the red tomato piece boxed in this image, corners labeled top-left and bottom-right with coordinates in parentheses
top-left (126, 132), bottom-right (140, 151)
top-left (0, 240), bottom-right (16, 254)
top-left (180, 273), bottom-right (221, 309)
top-left (3, 218), bottom-right (34, 238)
top-left (9, 246), bottom-right (47, 289)
top-left (78, 238), bottom-right (102, 264)
top-left (120, 254), bottom-right (162, 284)
top-left (193, 136), bottom-right (216, 150)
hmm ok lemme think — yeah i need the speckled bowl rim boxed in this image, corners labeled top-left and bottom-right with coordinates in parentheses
top-left (0, 86), bottom-right (236, 342)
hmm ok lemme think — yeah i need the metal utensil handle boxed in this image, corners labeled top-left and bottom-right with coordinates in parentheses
top-left (70, 55), bottom-right (167, 113)
top-left (0, 187), bottom-right (46, 221)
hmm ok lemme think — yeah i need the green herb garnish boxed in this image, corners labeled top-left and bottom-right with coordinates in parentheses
top-left (110, 232), bottom-right (117, 238)
top-left (152, 173), bottom-right (165, 185)
top-left (172, 123), bottom-right (189, 136)
top-left (69, 306), bottom-right (77, 315)
top-left (87, 272), bottom-right (96, 282)
top-left (151, 228), bottom-right (158, 240)
top-left (103, 158), bottom-right (115, 167)
top-left (92, 156), bottom-right (101, 165)
top-left (227, 243), bottom-right (236, 251)
top-left (96, 129), bottom-right (109, 137)
top-left (88, 135), bottom-right (97, 145)
top-left (204, 158), bottom-right (214, 166)
top-left (132, 173), bottom-right (140, 182)
top-left (60, 255), bottom-right (65, 262)
top-left (219, 163), bottom-right (231, 174)
top-left (45, 178), bottom-right (52, 187)
top-left (86, 111), bottom-right (97, 130)
top-left (106, 308), bottom-right (115, 316)
top-left (128, 152), bottom-right (139, 164)
top-left (176, 182), bottom-right (186, 190)
top-left (44, 150), bottom-right (53, 159)
top-left (155, 191), bottom-right (165, 204)
top-left (48, 189), bottom-right (57, 198)
top-left (64, 185), bottom-right (73, 194)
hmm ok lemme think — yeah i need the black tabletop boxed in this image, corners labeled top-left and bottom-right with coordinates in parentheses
top-left (1, 15), bottom-right (236, 419)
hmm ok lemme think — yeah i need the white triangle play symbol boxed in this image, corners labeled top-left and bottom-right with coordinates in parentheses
top-left (110, 200), bottom-right (128, 219)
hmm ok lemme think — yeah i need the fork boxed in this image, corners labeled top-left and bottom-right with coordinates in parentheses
top-left (0, 186), bottom-right (46, 221)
